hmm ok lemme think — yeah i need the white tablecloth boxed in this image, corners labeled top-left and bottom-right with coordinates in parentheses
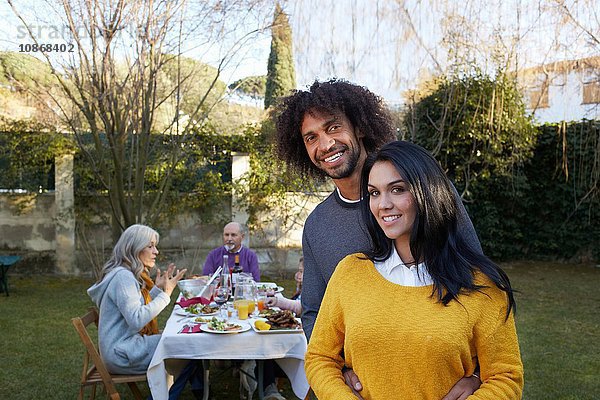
top-left (147, 309), bottom-right (309, 399)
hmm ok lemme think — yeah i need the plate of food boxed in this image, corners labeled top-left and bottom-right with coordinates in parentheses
top-left (174, 304), bottom-right (220, 317)
top-left (252, 310), bottom-right (303, 334)
top-left (257, 307), bottom-right (281, 318)
top-left (256, 282), bottom-right (284, 295)
top-left (200, 318), bottom-right (251, 334)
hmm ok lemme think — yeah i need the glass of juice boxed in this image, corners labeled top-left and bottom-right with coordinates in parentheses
top-left (257, 295), bottom-right (266, 311)
top-left (235, 300), bottom-right (249, 320)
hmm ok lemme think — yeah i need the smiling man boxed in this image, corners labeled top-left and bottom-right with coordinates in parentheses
top-left (300, 110), bottom-right (367, 194)
top-left (275, 79), bottom-right (483, 399)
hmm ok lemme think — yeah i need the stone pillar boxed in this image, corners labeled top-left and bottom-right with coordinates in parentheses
top-left (231, 152), bottom-right (250, 244)
top-left (55, 153), bottom-right (76, 275)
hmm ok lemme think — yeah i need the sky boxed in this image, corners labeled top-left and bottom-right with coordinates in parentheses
top-left (0, 0), bottom-right (597, 105)
top-left (221, 0), bottom-right (598, 104)
top-left (0, 1), bottom-right (272, 87)
top-left (286, 0), bottom-right (599, 104)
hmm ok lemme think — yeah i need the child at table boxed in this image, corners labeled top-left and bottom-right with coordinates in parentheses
top-left (292, 256), bottom-right (303, 299)
top-left (266, 257), bottom-right (303, 315)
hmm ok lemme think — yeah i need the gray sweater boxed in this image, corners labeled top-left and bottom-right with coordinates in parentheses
top-left (87, 267), bottom-right (170, 374)
top-left (301, 188), bottom-right (481, 341)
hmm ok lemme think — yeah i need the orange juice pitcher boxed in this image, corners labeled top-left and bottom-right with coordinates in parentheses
top-left (233, 281), bottom-right (254, 319)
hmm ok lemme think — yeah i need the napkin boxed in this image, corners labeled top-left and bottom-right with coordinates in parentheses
top-left (179, 324), bottom-right (203, 334)
top-left (176, 296), bottom-right (211, 308)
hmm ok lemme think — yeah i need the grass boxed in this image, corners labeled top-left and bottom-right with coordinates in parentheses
top-left (0, 262), bottom-right (598, 399)
top-left (505, 262), bottom-right (600, 399)
top-left (0, 274), bottom-right (299, 400)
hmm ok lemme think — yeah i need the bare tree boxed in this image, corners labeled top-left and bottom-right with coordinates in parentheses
top-left (547, 0), bottom-right (599, 53)
top-left (289, 0), bottom-right (598, 103)
top-left (7, 0), bottom-right (273, 236)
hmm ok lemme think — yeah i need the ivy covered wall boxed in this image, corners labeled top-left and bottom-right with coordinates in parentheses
top-left (1, 120), bottom-right (598, 266)
top-left (467, 121), bottom-right (599, 261)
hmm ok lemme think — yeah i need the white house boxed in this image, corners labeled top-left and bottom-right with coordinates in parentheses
top-left (518, 56), bottom-right (600, 123)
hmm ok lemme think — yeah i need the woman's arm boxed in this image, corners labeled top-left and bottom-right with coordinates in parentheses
top-left (304, 269), bottom-right (357, 400)
top-left (470, 291), bottom-right (524, 399)
top-left (267, 294), bottom-right (302, 315)
top-left (110, 270), bottom-right (169, 331)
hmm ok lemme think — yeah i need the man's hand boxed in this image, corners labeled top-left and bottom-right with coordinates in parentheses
top-left (441, 375), bottom-right (481, 400)
top-left (342, 368), bottom-right (364, 399)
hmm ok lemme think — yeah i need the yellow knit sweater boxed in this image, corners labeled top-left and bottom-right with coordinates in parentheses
top-left (305, 254), bottom-right (523, 399)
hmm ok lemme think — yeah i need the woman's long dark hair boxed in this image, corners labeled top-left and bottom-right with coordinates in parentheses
top-left (360, 141), bottom-right (515, 317)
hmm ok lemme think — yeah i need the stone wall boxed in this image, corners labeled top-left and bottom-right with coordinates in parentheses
top-left (0, 193), bottom-right (56, 252)
top-left (0, 152), bottom-right (328, 277)
top-left (0, 190), bottom-right (327, 278)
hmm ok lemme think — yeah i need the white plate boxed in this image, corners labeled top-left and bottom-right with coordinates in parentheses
top-left (174, 306), bottom-right (219, 317)
top-left (174, 307), bottom-right (194, 317)
top-left (190, 316), bottom-right (213, 324)
top-left (256, 282), bottom-right (284, 293)
top-left (200, 320), bottom-right (251, 334)
top-left (256, 307), bottom-right (281, 318)
top-left (251, 317), bottom-right (303, 334)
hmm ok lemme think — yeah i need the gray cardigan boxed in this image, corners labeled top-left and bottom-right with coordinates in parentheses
top-left (88, 267), bottom-right (170, 374)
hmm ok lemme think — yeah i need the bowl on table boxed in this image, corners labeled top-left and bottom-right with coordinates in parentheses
top-left (177, 278), bottom-right (216, 300)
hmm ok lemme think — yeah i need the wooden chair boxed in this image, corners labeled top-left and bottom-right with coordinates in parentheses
top-left (72, 307), bottom-right (147, 400)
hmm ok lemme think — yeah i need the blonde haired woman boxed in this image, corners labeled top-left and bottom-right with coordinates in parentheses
top-left (88, 224), bottom-right (203, 399)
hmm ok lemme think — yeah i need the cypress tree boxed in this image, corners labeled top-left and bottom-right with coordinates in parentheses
top-left (264, 2), bottom-right (296, 109)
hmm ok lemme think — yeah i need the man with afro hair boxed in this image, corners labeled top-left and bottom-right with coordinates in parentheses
top-left (274, 79), bottom-right (482, 399)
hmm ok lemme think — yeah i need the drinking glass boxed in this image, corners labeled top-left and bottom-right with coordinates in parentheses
top-left (257, 294), bottom-right (267, 312)
top-left (249, 280), bottom-right (259, 316)
top-left (214, 274), bottom-right (232, 319)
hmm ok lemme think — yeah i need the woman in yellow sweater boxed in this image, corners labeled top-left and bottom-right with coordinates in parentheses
top-left (304, 141), bottom-right (523, 399)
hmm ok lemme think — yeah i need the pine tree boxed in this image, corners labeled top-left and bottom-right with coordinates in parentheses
top-left (264, 2), bottom-right (296, 109)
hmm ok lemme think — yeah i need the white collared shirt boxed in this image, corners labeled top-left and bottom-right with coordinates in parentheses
top-left (374, 246), bottom-right (434, 286)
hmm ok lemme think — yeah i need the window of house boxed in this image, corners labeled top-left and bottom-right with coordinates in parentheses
top-left (527, 81), bottom-right (549, 109)
top-left (582, 81), bottom-right (600, 104)
top-left (581, 67), bottom-right (599, 104)
top-left (582, 68), bottom-right (600, 104)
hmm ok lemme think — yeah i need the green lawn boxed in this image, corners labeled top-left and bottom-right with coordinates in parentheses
top-left (0, 262), bottom-right (598, 399)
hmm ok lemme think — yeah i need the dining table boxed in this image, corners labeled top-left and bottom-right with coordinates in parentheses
top-left (147, 300), bottom-right (310, 400)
